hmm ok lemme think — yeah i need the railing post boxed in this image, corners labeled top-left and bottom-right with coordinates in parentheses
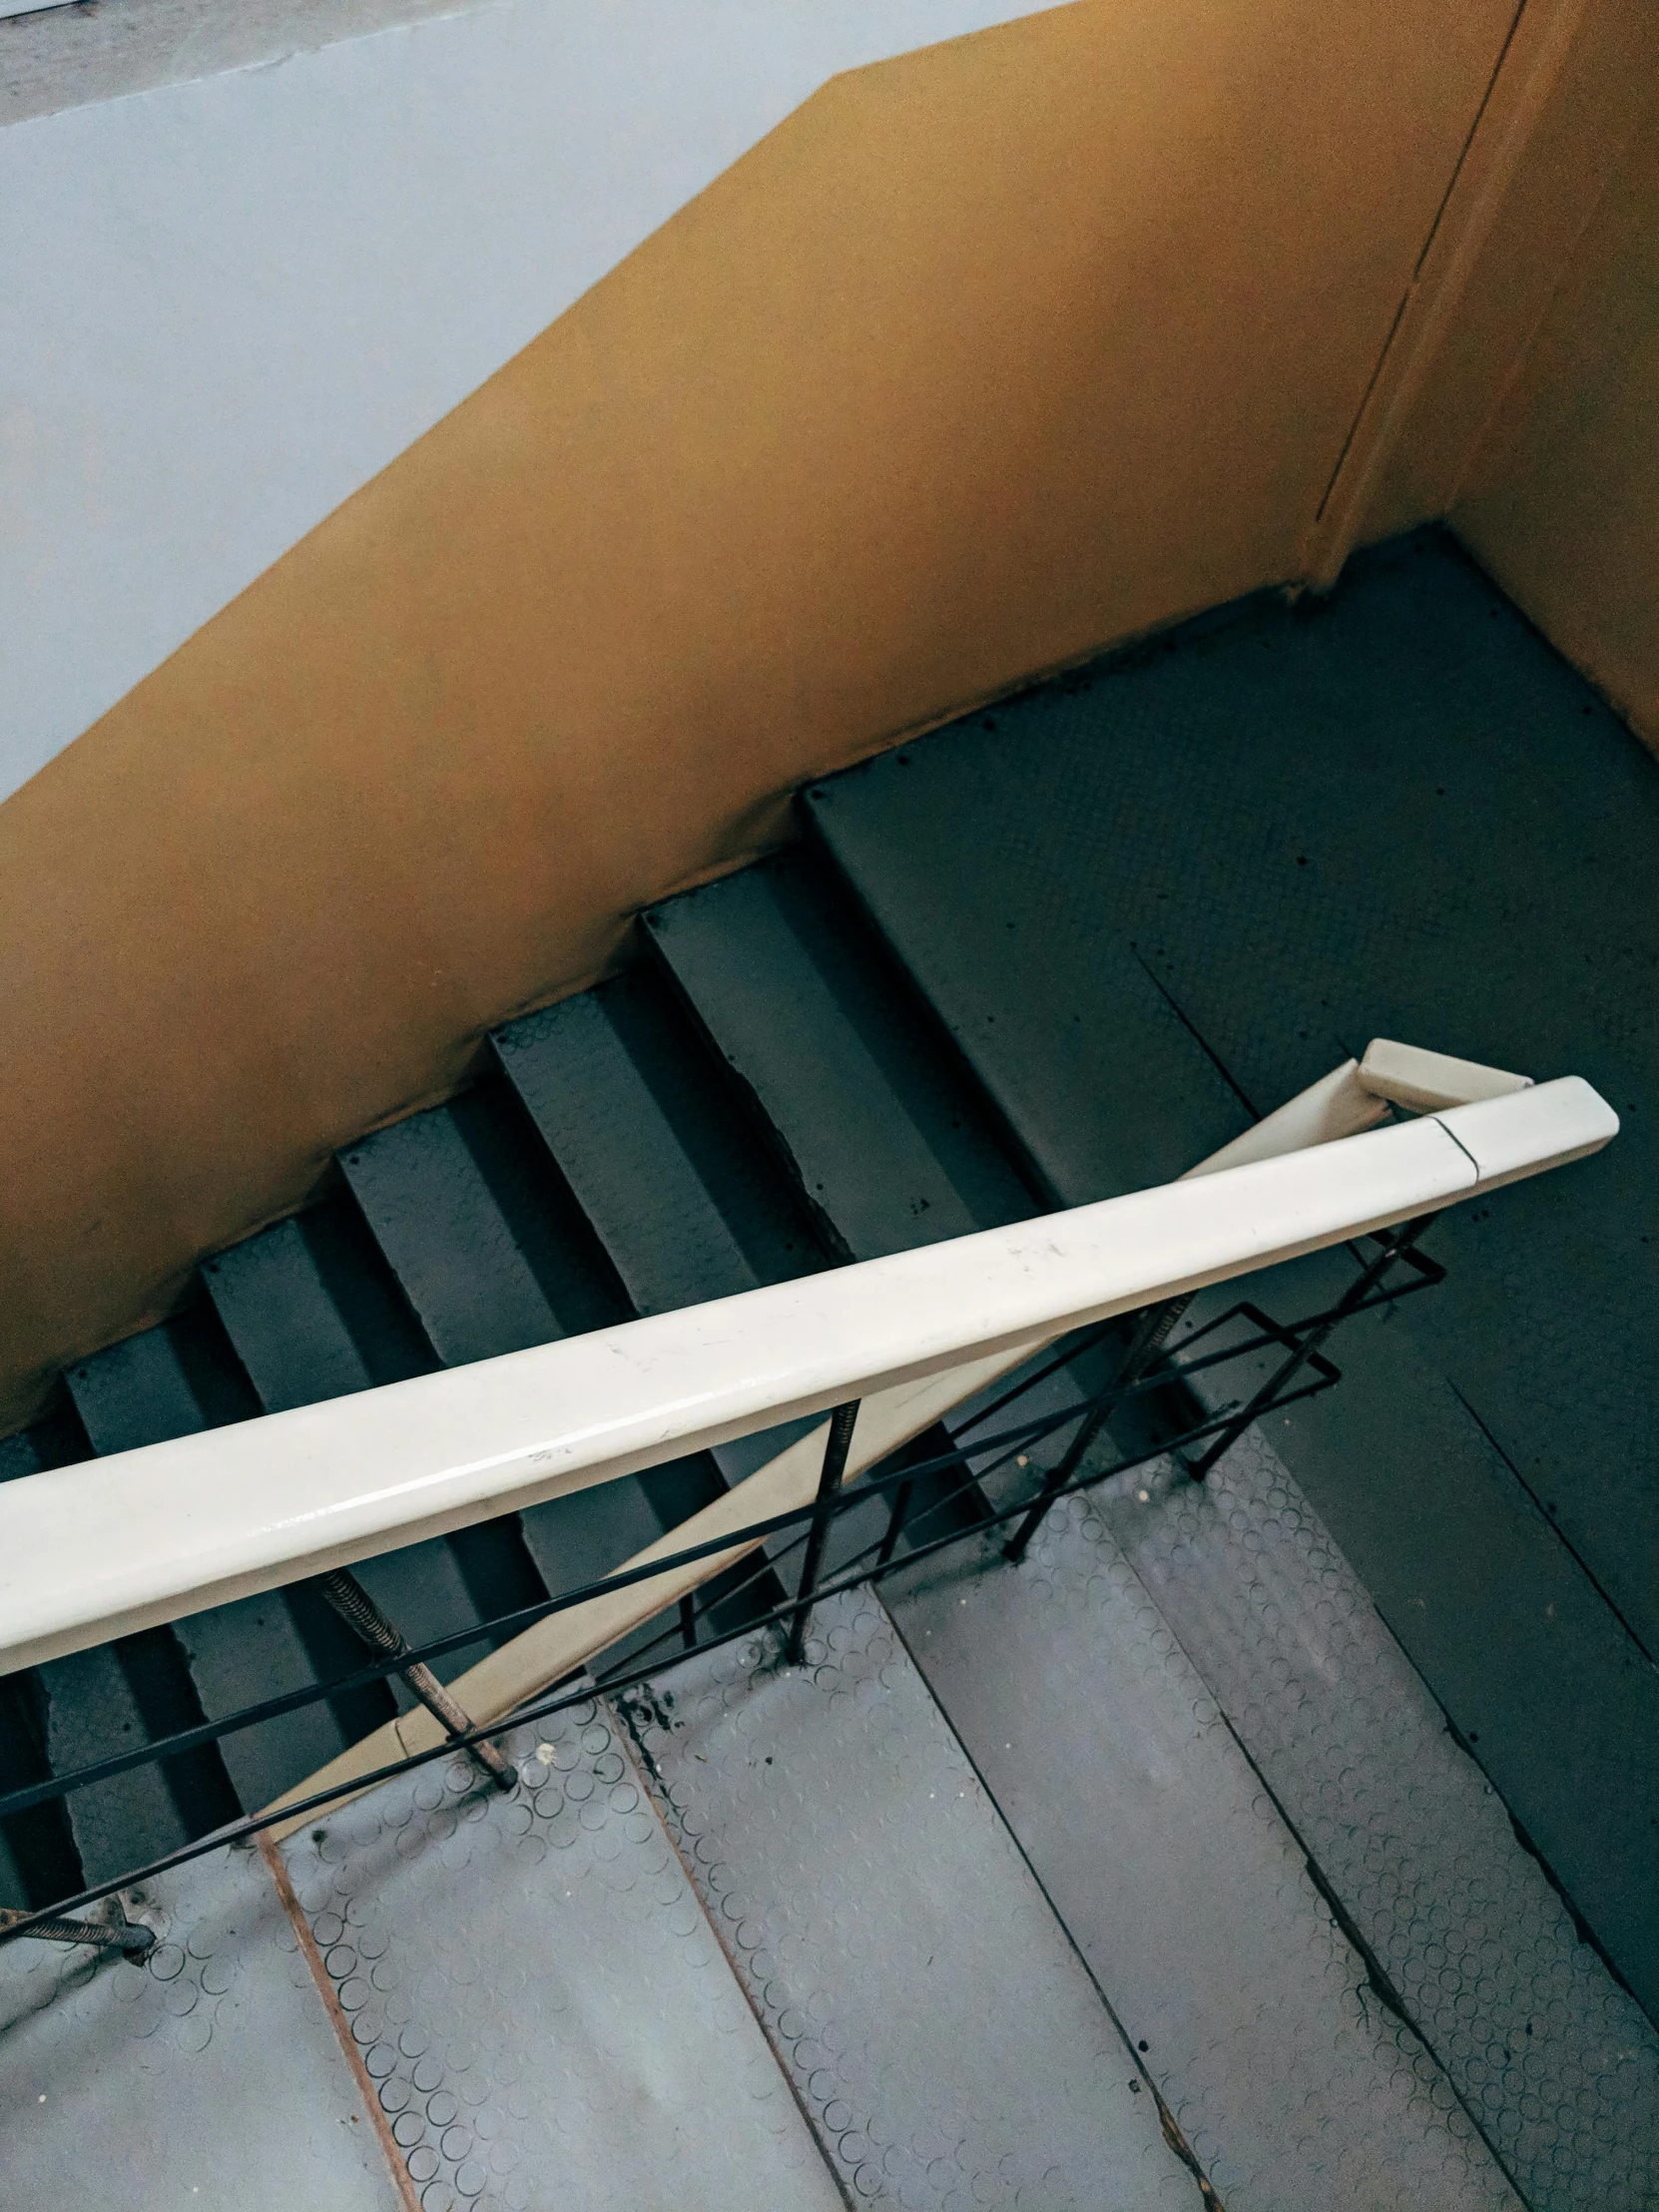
top-left (786, 1400), bottom-right (860, 1665)
top-left (678, 1595), bottom-right (699, 1651)
top-left (318, 1569), bottom-right (518, 1793)
top-left (1183, 1214), bottom-right (1435, 1481)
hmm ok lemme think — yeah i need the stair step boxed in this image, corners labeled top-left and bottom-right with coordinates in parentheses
top-left (203, 1198), bottom-right (436, 1409)
top-left (67, 1306), bottom-right (261, 1453)
top-left (620, 1588), bottom-right (1202, 2207)
top-left (802, 752), bottom-right (1247, 1203)
top-left (66, 1299), bottom-right (389, 1814)
top-left (882, 1536), bottom-right (1520, 2211)
top-left (204, 1198), bottom-right (507, 1709)
top-left (645, 848), bottom-right (1036, 1263)
top-left (39, 1634), bottom-right (238, 1885)
top-left (281, 1696), bottom-right (845, 2208)
top-left (1168, 1246), bottom-right (1659, 2031)
top-left (52, 1318), bottom-right (255, 1856)
top-left (339, 1079), bottom-right (623, 1366)
top-left (335, 1073), bottom-right (745, 1662)
top-left (0, 1394), bottom-right (89, 1485)
top-left (1099, 1420), bottom-right (1659, 2212)
top-left (1, 1836), bottom-right (409, 2212)
top-left (496, 965), bottom-right (824, 1314)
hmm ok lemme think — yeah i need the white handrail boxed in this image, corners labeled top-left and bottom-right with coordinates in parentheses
top-left (0, 1063), bottom-right (1615, 1677)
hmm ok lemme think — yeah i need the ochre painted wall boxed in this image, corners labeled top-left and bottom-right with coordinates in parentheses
top-left (1348, 0), bottom-right (1658, 553)
top-left (1451, 91), bottom-right (1659, 754)
top-left (0, 0), bottom-right (1517, 1430)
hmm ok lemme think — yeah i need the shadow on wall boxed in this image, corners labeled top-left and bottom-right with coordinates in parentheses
top-left (0, 0), bottom-right (1520, 1429)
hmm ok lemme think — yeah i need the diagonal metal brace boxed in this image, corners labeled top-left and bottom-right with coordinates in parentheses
top-left (318, 1570), bottom-right (517, 1793)
top-left (1003, 1292), bottom-right (1195, 1563)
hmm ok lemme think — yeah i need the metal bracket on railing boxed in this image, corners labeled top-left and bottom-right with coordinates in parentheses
top-left (318, 1570), bottom-right (518, 1794)
top-left (0, 1903), bottom-right (154, 1958)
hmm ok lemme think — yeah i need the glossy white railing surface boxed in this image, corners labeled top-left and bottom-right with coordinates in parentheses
top-left (0, 1058), bottom-right (1615, 1676)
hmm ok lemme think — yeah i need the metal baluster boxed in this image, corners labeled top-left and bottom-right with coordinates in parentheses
top-left (678, 1595), bottom-right (700, 1651)
top-left (874, 1476), bottom-right (915, 1569)
top-left (1003, 1293), bottom-right (1194, 1563)
top-left (0, 1905), bottom-right (154, 1958)
top-left (1183, 1214), bottom-right (1436, 1481)
top-left (785, 1401), bottom-right (860, 1665)
top-left (318, 1569), bottom-right (517, 1793)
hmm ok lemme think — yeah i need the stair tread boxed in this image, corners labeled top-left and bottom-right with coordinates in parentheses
top-left (204, 1201), bottom-right (435, 1411)
top-left (804, 758), bottom-right (1248, 1203)
top-left (882, 1547), bottom-right (1519, 2212)
top-left (1, 1840), bottom-right (418, 2212)
top-left (205, 1199), bottom-right (498, 1707)
top-left (623, 1588), bottom-right (1198, 2208)
top-left (67, 1311), bottom-right (260, 1455)
top-left (1100, 1413), bottom-right (1659, 2210)
top-left (56, 1322), bottom-right (258, 1847)
top-left (281, 1698), bottom-right (845, 2208)
top-left (497, 968), bottom-right (821, 1315)
top-left (341, 1082), bottom-right (625, 1369)
top-left (646, 849), bottom-right (1034, 1263)
top-left (38, 1644), bottom-right (192, 1884)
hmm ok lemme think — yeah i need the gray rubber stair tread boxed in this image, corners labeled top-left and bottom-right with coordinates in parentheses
top-left (645, 850), bottom-right (1034, 1262)
top-left (620, 1588), bottom-right (1199, 2210)
top-left (1170, 1243), bottom-right (1659, 2028)
top-left (280, 1697), bottom-right (843, 2210)
top-left (1, 1842), bottom-right (404, 2212)
top-left (496, 969), bottom-right (822, 1314)
top-left (882, 1541), bottom-right (1520, 2212)
top-left (1097, 1422), bottom-right (1659, 2212)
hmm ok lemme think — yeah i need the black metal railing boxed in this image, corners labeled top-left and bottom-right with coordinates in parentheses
top-left (0, 1224), bottom-right (1441, 1955)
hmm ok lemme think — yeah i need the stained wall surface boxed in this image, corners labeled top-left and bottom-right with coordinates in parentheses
top-left (0, 0), bottom-right (1518, 1426)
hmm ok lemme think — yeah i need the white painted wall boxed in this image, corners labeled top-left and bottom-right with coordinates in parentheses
top-left (0, 0), bottom-right (1061, 803)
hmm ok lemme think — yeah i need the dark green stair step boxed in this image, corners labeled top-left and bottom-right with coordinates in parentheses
top-left (339, 1080), bottom-right (624, 1365)
top-left (337, 1074), bottom-right (737, 1647)
top-left (204, 1198), bottom-right (517, 1712)
top-left (203, 1197), bottom-right (435, 1409)
top-left (496, 965), bottom-right (825, 1497)
top-left (0, 1673), bottom-right (80, 1911)
top-left (801, 756), bottom-right (1247, 1205)
top-left (495, 965), bottom-right (823, 1316)
top-left (644, 848), bottom-right (1037, 1264)
top-left (66, 1312), bottom-right (350, 1817)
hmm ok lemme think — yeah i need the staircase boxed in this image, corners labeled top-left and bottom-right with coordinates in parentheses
top-left (3, 532), bottom-right (1657, 2209)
